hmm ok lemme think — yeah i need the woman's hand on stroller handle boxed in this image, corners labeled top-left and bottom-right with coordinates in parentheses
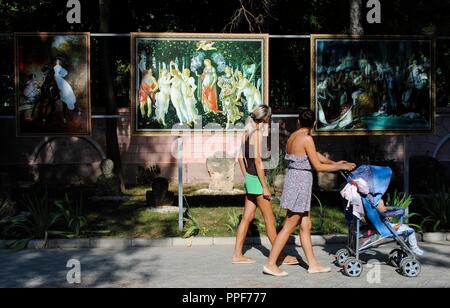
top-left (340, 162), bottom-right (356, 171)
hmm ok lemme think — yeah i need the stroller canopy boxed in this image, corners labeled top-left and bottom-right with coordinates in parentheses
top-left (350, 165), bottom-right (393, 207)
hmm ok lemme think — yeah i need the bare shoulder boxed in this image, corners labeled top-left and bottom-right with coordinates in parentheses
top-left (302, 135), bottom-right (315, 146)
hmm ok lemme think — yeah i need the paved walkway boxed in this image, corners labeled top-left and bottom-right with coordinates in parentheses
top-left (1, 242), bottom-right (449, 288)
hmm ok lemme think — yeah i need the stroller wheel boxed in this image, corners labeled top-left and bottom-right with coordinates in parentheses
top-left (400, 258), bottom-right (421, 278)
top-left (343, 258), bottom-right (363, 277)
top-left (389, 249), bottom-right (407, 267)
top-left (335, 249), bottom-right (351, 267)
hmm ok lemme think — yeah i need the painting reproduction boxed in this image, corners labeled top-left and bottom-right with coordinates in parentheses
top-left (15, 33), bottom-right (91, 136)
top-left (311, 35), bottom-right (434, 135)
top-left (131, 33), bottom-right (269, 135)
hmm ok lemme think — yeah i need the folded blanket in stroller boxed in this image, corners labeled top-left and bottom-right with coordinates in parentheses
top-left (341, 183), bottom-right (365, 220)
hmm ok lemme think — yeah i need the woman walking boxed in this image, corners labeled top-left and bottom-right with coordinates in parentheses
top-left (263, 109), bottom-right (356, 276)
top-left (232, 105), bottom-right (297, 265)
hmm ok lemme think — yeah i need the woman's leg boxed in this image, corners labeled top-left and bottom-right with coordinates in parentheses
top-left (232, 195), bottom-right (257, 262)
top-left (264, 212), bottom-right (301, 274)
top-left (255, 196), bottom-right (277, 244)
top-left (256, 196), bottom-right (298, 264)
top-left (299, 212), bottom-right (329, 271)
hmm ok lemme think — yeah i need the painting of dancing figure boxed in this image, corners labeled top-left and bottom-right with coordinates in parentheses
top-left (311, 35), bottom-right (434, 135)
top-left (131, 33), bottom-right (269, 135)
top-left (15, 33), bottom-right (91, 136)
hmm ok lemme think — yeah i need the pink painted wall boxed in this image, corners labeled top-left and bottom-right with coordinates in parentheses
top-left (0, 110), bottom-right (449, 186)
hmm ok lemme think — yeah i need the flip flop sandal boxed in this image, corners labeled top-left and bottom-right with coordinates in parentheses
top-left (232, 259), bottom-right (257, 264)
top-left (263, 266), bottom-right (289, 277)
top-left (308, 267), bottom-right (332, 274)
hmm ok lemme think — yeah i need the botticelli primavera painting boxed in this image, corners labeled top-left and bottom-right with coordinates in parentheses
top-left (131, 33), bottom-right (269, 135)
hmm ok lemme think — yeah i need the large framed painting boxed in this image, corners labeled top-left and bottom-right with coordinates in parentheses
top-left (311, 35), bottom-right (435, 136)
top-left (15, 33), bottom-right (91, 137)
top-left (131, 33), bottom-right (269, 135)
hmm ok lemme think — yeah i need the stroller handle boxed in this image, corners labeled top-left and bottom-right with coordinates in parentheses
top-left (340, 170), bottom-right (352, 181)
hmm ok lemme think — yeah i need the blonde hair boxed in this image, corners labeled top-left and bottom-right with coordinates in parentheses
top-left (245, 105), bottom-right (271, 136)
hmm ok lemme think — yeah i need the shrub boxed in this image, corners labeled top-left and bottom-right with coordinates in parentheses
top-left (418, 187), bottom-right (450, 232)
top-left (55, 194), bottom-right (87, 237)
top-left (182, 210), bottom-right (208, 238)
top-left (6, 190), bottom-right (59, 249)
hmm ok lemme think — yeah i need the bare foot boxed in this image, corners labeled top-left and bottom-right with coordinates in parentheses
top-left (232, 256), bottom-right (256, 264)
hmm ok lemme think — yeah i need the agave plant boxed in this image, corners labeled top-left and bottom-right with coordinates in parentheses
top-left (386, 191), bottom-right (413, 209)
top-left (182, 210), bottom-right (202, 238)
top-left (419, 187), bottom-right (450, 232)
top-left (55, 194), bottom-right (87, 237)
top-left (0, 196), bottom-right (14, 238)
top-left (225, 210), bottom-right (241, 234)
top-left (386, 191), bottom-right (416, 225)
top-left (6, 190), bottom-right (60, 249)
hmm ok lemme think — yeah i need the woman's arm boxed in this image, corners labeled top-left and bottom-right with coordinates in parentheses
top-left (317, 152), bottom-right (335, 165)
top-left (317, 152), bottom-right (348, 165)
top-left (253, 126), bottom-right (271, 199)
top-left (305, 136), bottom-right (355, 173)
top-left (238, 157), bottom-right (246, 178)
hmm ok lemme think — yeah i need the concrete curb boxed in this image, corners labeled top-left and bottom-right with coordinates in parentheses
top-left (132, 238), bottom-right (173, 248)
top-left (0, 235), bottom-right (346, 250)
top-left (89, 238), bottom-right (133, 249)
top-left (423, 232), bottom-right (447, 243)
top-left (1, 233), bottom-right (447, 250)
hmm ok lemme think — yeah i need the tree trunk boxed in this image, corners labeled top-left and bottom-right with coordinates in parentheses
top-left (98, 0), bottom-right (125, 191)
top-left (349, 0), bottom-right (368, 163)
top-left (350, 0), bottom-right (364, 35)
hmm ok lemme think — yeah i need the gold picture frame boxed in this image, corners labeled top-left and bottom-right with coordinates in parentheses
top-left (130, 32), bottom-right (269, 136)
top-left (311, 34), bottom-right (435, 136)
top-left (15, 32), bottom-right (91, 137)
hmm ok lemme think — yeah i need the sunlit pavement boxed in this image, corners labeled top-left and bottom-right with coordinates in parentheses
top-left (0, 242), bottom-right (449, 288)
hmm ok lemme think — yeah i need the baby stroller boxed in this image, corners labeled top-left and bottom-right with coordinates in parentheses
top-left (335, 165), bottom-right (422, 278)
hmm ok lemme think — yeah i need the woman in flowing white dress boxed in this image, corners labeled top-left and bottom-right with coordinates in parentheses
top-left (54, 58), bottom-right (76, 112)
top-left (170, 63), bottom-right (189, 124)
top-left (181, 68), bottom-right (199, 125)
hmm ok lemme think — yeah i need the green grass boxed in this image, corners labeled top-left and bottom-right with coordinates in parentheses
top-left (85, 197), bottom-right (348, 238)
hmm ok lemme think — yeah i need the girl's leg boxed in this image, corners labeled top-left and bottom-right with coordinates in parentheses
top-left (255, 196), bottom-right (277, 244)
top-left (265, 212), bottom-right (301, 274)
top-left (299, 212), bottom-right (330, 271)
top-left (256, 196), bottom-right (298, 264)
top-left (232, 195), bottom-right (257, 262)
